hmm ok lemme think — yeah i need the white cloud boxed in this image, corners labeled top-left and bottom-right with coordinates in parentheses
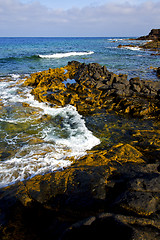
top-left (0, 0), bottom-right (160, 36)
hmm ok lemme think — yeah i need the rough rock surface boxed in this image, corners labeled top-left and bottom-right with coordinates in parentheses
top-left (0, 62), bottom-right (160, 240)
top-left (120, 29), bottom-right (160, 52)
top-left (141, 40), bottom-right (160, 52)
top-left (24, 61), bottom-right (160, 119)
top-left (0, 141), bottom-right (160, 240)
top-left (137, 29), bottom-right (160, 41)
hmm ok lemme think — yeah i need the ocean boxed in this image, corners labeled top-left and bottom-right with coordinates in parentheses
top-left (0, 37), bottom-right (159, 187)
top-left (0, 37), bottom-right (159, 79)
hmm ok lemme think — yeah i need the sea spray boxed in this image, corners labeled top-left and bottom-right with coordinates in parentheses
top-left (0, 76), bottom-right (100, 188)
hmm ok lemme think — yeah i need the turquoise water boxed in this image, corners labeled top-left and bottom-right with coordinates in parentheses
top-left (0, 37), bottom-right (159, 80)
top-left (0, 37), bottom-right (159, 187)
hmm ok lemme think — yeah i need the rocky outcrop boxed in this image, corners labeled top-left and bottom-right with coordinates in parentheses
top-left (141, 40), bottom-right (160, 52)
top-left (137, 29), bottom-right (160, 41)
top-left (24, 61), bottom-right (160, 119)
top-left (118, 41), bottom-right (160, 52)
top-left (0, 140), bottom-right (160, 240)
top-left (137, 29), bottom-right (160, 52)
top-left (0, 62), bottom-right (160, 240)
top-left (122, 29), bottom-right (160, 52)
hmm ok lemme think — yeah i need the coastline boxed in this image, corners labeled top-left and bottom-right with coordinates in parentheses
top-left (24, 61), bottom-right (160, 119)
top-left (118, 29), bottom-right (160, 55)
top-left (0, 59), bottom-right (160, 239)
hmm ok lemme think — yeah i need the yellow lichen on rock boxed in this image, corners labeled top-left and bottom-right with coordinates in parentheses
top-left (24, 64), bottom-right (81, 107)
top-left (24, 61), bottom-right (160, 117)
top-left (110, 144), bottom-right (144, 164)
top-left (24, 143), bottom-right (146, 205)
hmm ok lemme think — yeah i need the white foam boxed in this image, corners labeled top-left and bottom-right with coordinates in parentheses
top-left (39, 51), bottom-right (94, 59)
top-left (0, 78), bottom-right (100, 187)
top-left (108, 39), bottom-right (124, 42)
top-left (0, 144), bottom-right (72, 187)
top-left (123, 46), bottom-right (142, 51)
top-left (42, 104), bottom-right (100, 153)
top-left (24, 94), bottom-right (100, 153)
top-left (10, 74), bottom-right (21, 80)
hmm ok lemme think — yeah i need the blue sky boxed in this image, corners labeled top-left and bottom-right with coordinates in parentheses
top-left (20, 0), bottom-right (103, 9)
top-left (20, 0), bottom-right (160, 9)
top-left (0, 0), bottom-right (160, 37)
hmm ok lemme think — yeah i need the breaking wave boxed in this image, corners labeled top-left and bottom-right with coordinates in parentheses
top-left (0, 51), bottom-right (94, 63)
top-left (0, 76), bottom-right (100, 187)
top-left (121, 46), bottom-right (142, 51)
top-left (38, 51), bottom-right (94, 58)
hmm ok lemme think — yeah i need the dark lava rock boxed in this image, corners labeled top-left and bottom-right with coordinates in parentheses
top-left (1, 61), bottom-right (160, 240)
top-left (124, 29), bottom-right (160, 52)
top-left (157, 67), bottom-right (160, 78)
top-left (1, 144), bottom-right (160, 240)
top-left (137, 29), bottom-right (160, 41)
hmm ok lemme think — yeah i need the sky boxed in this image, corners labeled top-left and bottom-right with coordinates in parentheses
top-left (0, 0), bottom-right (160, 37)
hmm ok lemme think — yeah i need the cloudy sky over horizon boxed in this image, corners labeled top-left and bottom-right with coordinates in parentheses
top-left (0, 0), bottom-right (160, 37)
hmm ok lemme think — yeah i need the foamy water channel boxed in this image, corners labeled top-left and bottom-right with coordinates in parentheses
top-left (0, 75), bottom-right (100, 188)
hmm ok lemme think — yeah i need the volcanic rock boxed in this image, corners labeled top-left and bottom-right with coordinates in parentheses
top-left (0, 61), bottom-right (160, 240)
top-left (24, 61), bottom-right (160, 119)
top-left (137, 29), bottom-right (160, 41)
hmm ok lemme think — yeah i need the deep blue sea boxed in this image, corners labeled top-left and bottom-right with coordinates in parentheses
top-left (0, 37), bottom-right (159, 80)
top-left (0, 37), bottom-right (159, 188)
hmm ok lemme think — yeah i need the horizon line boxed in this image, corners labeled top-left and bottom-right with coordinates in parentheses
top-left (0, 36), bottom-right (137, 38)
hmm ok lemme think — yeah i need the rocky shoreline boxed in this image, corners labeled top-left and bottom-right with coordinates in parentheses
top-left (136, 29), bottom-right (160, 41)
top-left (118, 29), bottom-right (160, 53)
top-left (24, 61), bottom-right (160, 119)
top-left (0, 61), bottom-right (160, 240)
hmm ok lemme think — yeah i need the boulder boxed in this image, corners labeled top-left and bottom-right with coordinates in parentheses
top-left (129, 77), bottom-right (142, 93)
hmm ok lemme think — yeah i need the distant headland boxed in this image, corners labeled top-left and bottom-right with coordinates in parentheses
top-left (118, 29), bottom-right (160, 53)
top-left (137, 29), bottom-right (160, 41)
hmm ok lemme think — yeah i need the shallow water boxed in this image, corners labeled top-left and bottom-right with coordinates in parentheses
top-left (0, 76), bottom-right (100, 187)
top-left (85, 112), bottom-right (159, 150)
